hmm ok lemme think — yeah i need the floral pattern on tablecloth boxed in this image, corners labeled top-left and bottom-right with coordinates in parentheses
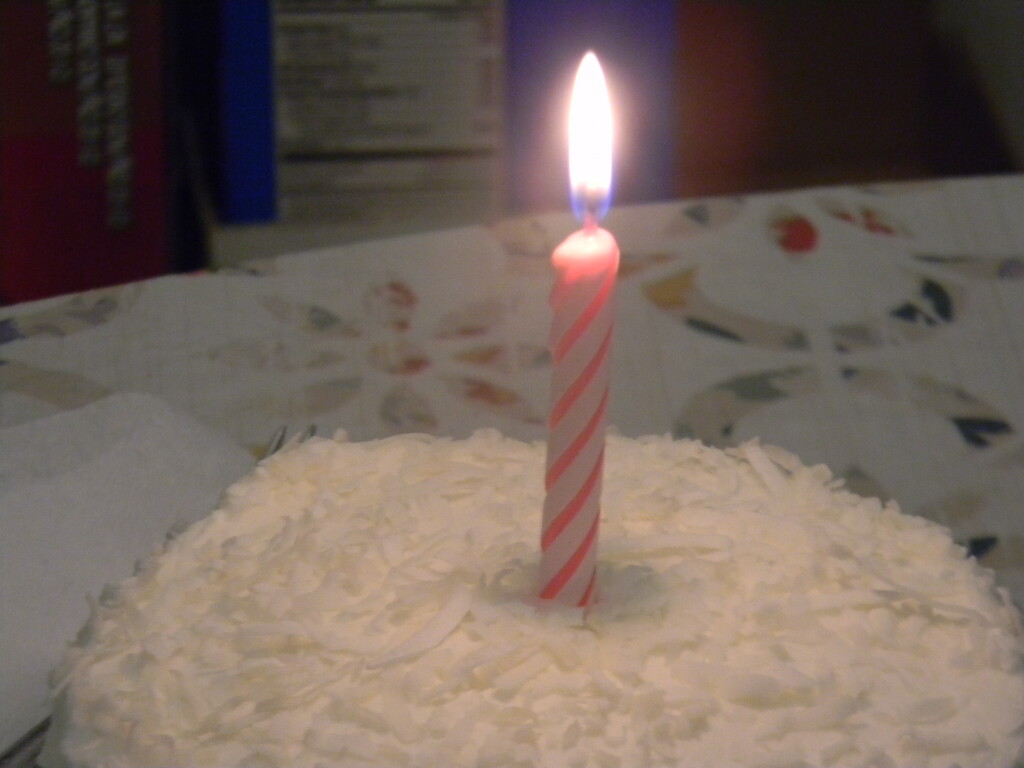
top-left (0, 287), bottom-right (139, 418)
top-left (0, 286), bottom-right (136, 344)
top-left (616, 182), bottom-right (1024, 596)
top-left (640, 193), bottom-right (989, 353)
top-left (214, 276), bottom-right (545, 440)
top-left (676, 366), bottom-right (1015, 452)
top-left (2, 176), bottom-right (1024, 596)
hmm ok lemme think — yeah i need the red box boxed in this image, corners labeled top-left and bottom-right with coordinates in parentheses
top-left (0, 0), bottom-right (169, 303)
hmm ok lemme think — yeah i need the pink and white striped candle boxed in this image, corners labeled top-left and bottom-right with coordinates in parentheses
top-left (539, 52), bottom-right (619, 607)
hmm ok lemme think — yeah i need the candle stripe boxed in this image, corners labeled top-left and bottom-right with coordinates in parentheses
top-left (553, 267), bottom-right (616, 363)
top-left (544, 431), bottom-right (603, 514)
top-left (541, 446), bottom-right (603, 550)
top-left (545, 387), bottom-right (608, 489)
top-left (579, 570), bottom-right (597, 607)
top-left (549, 324), bottom-right (613, 428)
top-left (539, 512), bottom-right (600, 601)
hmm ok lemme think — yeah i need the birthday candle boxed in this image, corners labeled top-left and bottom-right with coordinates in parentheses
top-left (539, 52), bottom-right (619, 607)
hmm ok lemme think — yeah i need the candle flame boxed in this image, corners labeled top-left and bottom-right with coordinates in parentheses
top-left (568, 51), bottom-right (613, 226)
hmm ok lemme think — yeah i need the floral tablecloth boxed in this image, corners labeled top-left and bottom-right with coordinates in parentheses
top-left (4, 174), bottom-right (1024, 604)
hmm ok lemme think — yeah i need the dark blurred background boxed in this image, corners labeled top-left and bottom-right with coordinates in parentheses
top-left (674, 0), bottom-right (1018, 195)
top-left (1, 0), bottom-right (1020, 302)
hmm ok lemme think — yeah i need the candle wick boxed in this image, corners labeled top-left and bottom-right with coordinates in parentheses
top-left (574, 183), bottom-right (607, 232)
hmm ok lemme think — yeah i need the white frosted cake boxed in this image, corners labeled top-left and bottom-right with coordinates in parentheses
top-left (45, 431), bottom-right (1024, 767)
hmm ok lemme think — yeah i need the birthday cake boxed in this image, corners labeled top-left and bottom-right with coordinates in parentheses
top-left (44, 431), bottom-right (1024, 767)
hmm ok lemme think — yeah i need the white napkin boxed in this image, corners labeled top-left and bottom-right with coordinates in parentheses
top-left (0, 393), bottom-right (253, 752)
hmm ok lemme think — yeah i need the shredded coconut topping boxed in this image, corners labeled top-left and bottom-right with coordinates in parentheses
top-left (50, 431), bottom-right (1024, 768)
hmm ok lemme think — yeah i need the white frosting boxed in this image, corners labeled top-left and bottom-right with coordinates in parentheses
top-left (49, 431), bottom-right (1024, 767)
